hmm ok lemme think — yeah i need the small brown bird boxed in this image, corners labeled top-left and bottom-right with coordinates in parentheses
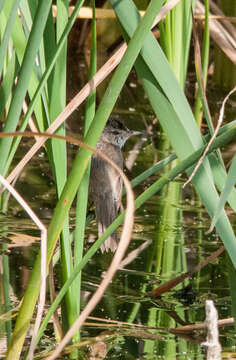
top-left (90, 117), bottom-right (140, 252)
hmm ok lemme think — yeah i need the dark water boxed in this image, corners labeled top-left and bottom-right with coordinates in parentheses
top-left (1, 70), bottom-right (236, 359)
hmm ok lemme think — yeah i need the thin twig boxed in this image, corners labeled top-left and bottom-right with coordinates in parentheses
top-left (195, 14), bottom-right (236, 23)
top-left (173, 317), bottom-right (234, 333)
top-left (184, 86), bottom-right (236, 188)
top-left (119, 239), bottom-right (152, 268)
top-left (147, 246), bottom-right (225, 298)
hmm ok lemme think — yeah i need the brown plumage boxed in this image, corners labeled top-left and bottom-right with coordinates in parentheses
top-left (90, 117), bottom-right (140, 252)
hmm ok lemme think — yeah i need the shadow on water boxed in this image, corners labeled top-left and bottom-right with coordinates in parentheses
top-left (0, 62), bottom-right (236, 359)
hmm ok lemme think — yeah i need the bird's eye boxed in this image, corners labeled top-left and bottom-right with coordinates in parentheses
top-left (111, 130), bottom-right (120, 135)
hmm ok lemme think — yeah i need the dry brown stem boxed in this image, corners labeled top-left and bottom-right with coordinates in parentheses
top-left (147, 246), bottom-right (225, 298)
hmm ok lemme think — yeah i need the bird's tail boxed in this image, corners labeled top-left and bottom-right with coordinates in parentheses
top-left (95, 195), bottom-right (119, 252)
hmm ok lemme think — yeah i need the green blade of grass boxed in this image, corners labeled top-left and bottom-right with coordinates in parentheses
top-left (0, 0), bottom-right (20, 76)
top-left (194, 0), bottom-right (210, 126)
top-left (46, 0), bottom-right (78, 340)
top-left (0, 52), bottom-right (19, 120)
top-left (210, 153), bottom-right (236, 232)
top-left (209, 154), bottom-right (236, 212)
top-left (2, 244), bottom-right (12, 345)
top-left (74, 0), bottom-right (97, 325)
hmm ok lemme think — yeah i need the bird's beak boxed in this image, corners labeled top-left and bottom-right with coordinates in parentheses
top-left (129, 130), bottom-right (143, 136)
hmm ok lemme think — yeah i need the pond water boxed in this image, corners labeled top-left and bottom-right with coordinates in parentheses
top-left (0, 61), bottom-right (236, 359)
